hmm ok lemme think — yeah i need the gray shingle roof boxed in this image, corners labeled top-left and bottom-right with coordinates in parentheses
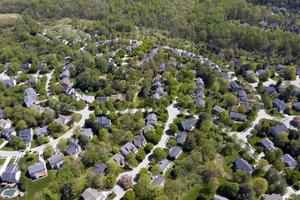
top-left (48, 153), bottom-right (64, 169)
top-left (263, 194), bottom-right (283, 200)
top-left (261, 138), bottom-right (276, 151)
top-left (181, 118), bottom-right (197, 131)
top-left (98, 116), bottom-right (111, 128)
top-left (151, 175), bottom-right (164, 186)
top-left (273, 98), bottom-right (287, 112)
top-left (65, 141), bottom-right (82, 156)
top-left (271, 125), bottom-right (288, 137)
top-left (80, 128), bottom-right (93, 139)
top-left (28, 162), bottom-right (47, 178)
top-left (168, 146), bottom-right (182, 160)
top-left (93, 163), bottom-right (107, 175)
top-left (1, 164), bottom-right (21, 183)
top-left (17, 128), bottom-right (33, 143)
top-left (158, 159), bottom-right (171, 173)
top-left (234, 158), bottom-right (253, 173)
top-left (280, 154), bottom-right (297, 169)
top-left (176, 132), bottom-right (187, 144)
top-left (147, 113), bottom-right (157, 125)
top-left (230, 112), bottom-right (246, 122)
top-left (81, 187), bottom-right (105, 200)
top-left (35, 126), bottom-right (49, 137)
top-left (120, 142), bottom-right (138, 156)
top-left (133, 135), bottom-right (146, 148)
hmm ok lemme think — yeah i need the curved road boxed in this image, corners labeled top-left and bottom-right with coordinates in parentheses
top-left (111, 101), bottom-right (180, 200)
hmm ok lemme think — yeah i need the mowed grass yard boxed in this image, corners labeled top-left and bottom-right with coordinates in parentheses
top-left (21, 171), bottom-right (55, 200)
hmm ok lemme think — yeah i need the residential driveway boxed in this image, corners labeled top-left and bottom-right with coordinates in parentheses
top-left (112, 101), bottom-right (180, 200)
top-left (31, 105), bottom-right (93, 152)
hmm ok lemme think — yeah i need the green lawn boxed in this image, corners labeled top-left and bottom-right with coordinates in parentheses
top-left (21, 171), bottom-right (55, 200)
top-left (0, 138), bottom-right (4, 145)
top-left (183, 184), bottom-right (214, 200)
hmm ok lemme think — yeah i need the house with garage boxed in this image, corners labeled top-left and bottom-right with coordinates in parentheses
top-left (93, 162), bottom-right (108, 176)
top-left (168, 146), bottom-right (182, 160)
top-left (260, 138), bottom-right (277, 152)
top-left (213, 106), bottom-right (224, 115)
top-left (270, 125), bottom-right (288, 137)
top-left (273, 98), bottom-right (287, 112)
top-left (48, 153), bottom-right (64, 169)
top-left (17, 128), bottom-right (33, 144)
top-left (110, 152), bottom-right (125, 167)
top-left (147, 113), bottom-right (157, 126)
top-left (1, 164), bottom-right (21, 184)
top-left (120, 142), bottom-right (138, 156)
top-left (98, 116), bottom-right (111, 129)
top-left (280, 154), bottom-right (297, 169)
top-left (230, 112), bottom-right (246, 122)
top-left (233, 158), bottom-right (253, 174)
top-left (1, 128), bottom-right (16, 140)
top-left (158, 159), bottom-right (172, 174)
top-left (176, 132), bottom-right (187, 145)
top-left (65, 140), bottom-right (82, 157)
top-left (181, 118), bottom-right (197, 131)
top-left (80, 128), bottom-right (93, 139)
top-left (28, 162), bottom-right (47, 180)
top-left (133, 135), bottom-right (146, 148)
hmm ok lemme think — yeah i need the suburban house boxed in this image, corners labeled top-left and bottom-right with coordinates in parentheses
top-left (93, 162), bottom-right (108, 175)
top-left (234, 158), bottom-right (253, 174)
top-left (1, 164), bottom-right (21, 184)
top-left (1, 128), bottom-right (16, 140)
top-left (65, 141), bottom-right (82, 157)
top-left (146, 113), bottom-right (157, 126)
top-left (28, 162), bottom-right (48, 180)
top-left (291, 117), bottom-right (300, 128)
top-left (19, 62), bottom-right (31, 71)
top-left (80, 128), bottom-right (93, 139)
top-left (120, 142), bottom-right (138, 156)
top-left (195, 97), bottom-right (205, 106)
top-left (96, 96), bottom-right (108, 102)
top-left (158, 159), bottom-right (172, 173)
top-left (133, 135), bottom-right (146, 148)
top-left (293, 102), bottom-right (300, 112)
top-left (98, 116), bottom-right (111, 128)
top-left (80, 187), bottom-right (106, 200)
top-left (238, 90), bottom-right (247, 101)
top-left (55, 115), bottom-right (72, 126)
top-left (143, 124), bottom-right (155, 133)
top-left (176, 132), bottom-right (187, 145)
top-left (18, 128), bottom-right (33, 144)
top-left (60, 77), bottom-right (74, 87)
top-left (110, 152), bottom-right (125, 167)
top-left (63, 86), bottom-right (81, 100)
top-left (280, 154), bottom-right (297, 169)
top-left (214, 195), bottom-right (229, 200)
top-left (60, 70), bottom-right (71, 79)
top-left (35, 126), bottom-right (49, 137)
top-left (0, 119), bottom-right (12, 129)
top-left (265, 87), bottom-right (277, 95)
top-left (168, 146), bottom-right (182, 160)
top-left (270, 125), bottom-right (288, 137)
top-left (273, 98), bottom-right (287, 112)
top-left (263, 194), bottom-right (283, 200)
top-left (48, 153), bottom-right (65, 169)
top-left (213, 106), bottom-right (224, 115)
top-left (181, 118), bottom-right (197, 131)
top-left (230, 81), bottom-right (241, 91)
top-left (151, 175), bottom-right (164, 186)
top-left (260, 138), bottom-right (277, 152)
top-left (0, 109), bottom-right (5, 119)
top-left (230, 112), bottom-right (246, 122)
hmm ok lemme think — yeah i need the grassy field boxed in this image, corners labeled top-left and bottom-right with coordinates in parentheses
top-left (21, 171), bottom-right (55, 200)
top-left (0, 13), bottom-right (22, 26)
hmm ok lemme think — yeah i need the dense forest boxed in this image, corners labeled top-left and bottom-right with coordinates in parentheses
top-left (0, 0), bottom-right (299, 64)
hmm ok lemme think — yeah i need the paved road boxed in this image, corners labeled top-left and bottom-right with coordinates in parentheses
top-left (45, 70), bottom-right (54, 96)
top-left (111, 101), bottom-right (180, 200)
top-left (31, 105), bottom-right (93, 152)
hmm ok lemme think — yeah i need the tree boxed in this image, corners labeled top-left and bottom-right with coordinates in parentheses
top-left (282, 66), bottom-right (296, 80)
top-left (16, 120), bottom-right (27, 130)
top-left (252, 177), bottom-right (268, 198)
top-left (236, 183), bottom-right (255, 200)
top-left (124, 190), bottom-right (136, 200)
top-left (119, 175), bottom-right (133, 190)
top-left (153, 148), bottom-right (167, 161)
top-left (9, 136), bottom-right (26, 150)
top-left (217, 181), bottom-right (239, 199)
